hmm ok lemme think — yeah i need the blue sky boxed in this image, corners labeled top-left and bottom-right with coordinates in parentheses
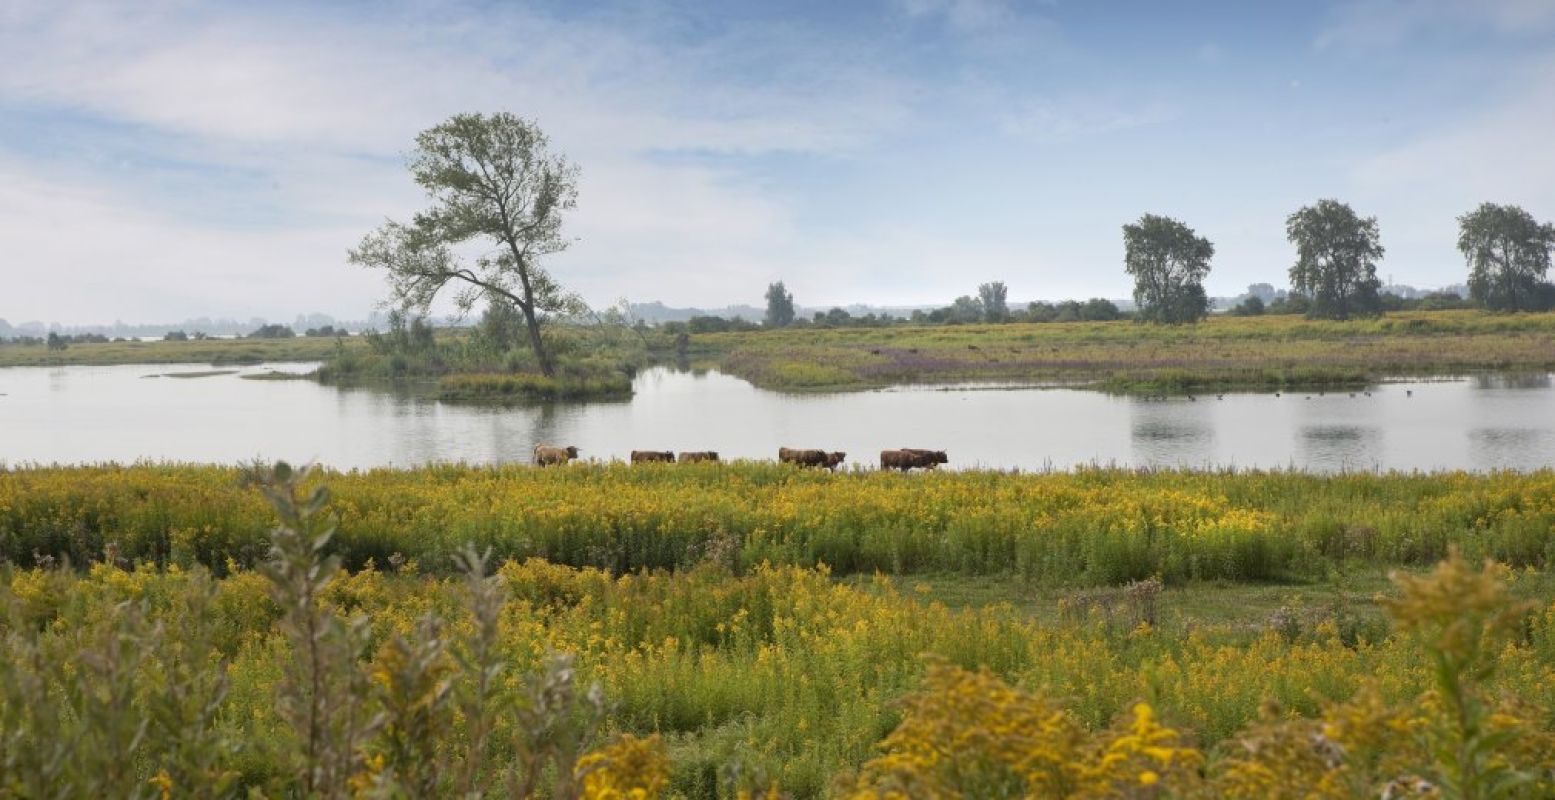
top-left (3, 0), bottom-right (1554, 323)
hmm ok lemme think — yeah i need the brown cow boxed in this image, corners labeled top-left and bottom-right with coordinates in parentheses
top-left (780, 448), bottom-right (846, 469)
top-left (881, 449), bottom-right (948, 471)
top-left (631, 450), bottom-right (675, 464)
top-left (678, 451), bottom-right (720, 463)
top-left (905, 448), bottom-right (948, 468)
top-left (779, 447), bottom-right (825, 467)
top-left (533, 445), bottom-right (580, 466)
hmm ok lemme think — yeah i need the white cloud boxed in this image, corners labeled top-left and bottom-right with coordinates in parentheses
top-left (997, 99), bottom-right (1176, 143)
top-left (1317, 0), bottom-right (1555, 50)
top-left (899, 0), bottom-right (1017, 31)
top-left (1349, 55), bottom-right (1555, 285)
top-left (0, 0), bottom-right (917, 323)
top-left (0, 158), bottom-right (385, 323)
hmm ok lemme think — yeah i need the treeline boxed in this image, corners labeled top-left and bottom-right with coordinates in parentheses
top-left (735, 199), bottom-right (1555, 331)
top-left (2, 323), bottom-right (352, 349)
top-left (672, 281), bottom-right (1125, 333)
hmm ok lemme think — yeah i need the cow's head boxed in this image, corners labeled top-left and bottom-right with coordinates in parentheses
top-left (932, 450), bottom-right (948, 463)
top-left (826, 452), bottom-right (846, 468)
top-left (566, 446), bottom-right (580, 458)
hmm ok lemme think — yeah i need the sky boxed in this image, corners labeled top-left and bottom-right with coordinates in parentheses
top-left (2, 0), bottom-right (1554, 325)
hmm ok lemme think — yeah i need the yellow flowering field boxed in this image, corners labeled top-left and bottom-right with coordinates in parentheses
top-left (6, 538), bottom-right (1555, 795)
top-left (5, 463), bottom-right (1555, 585)
top-left (5, 463), bottom-right (1555, 797)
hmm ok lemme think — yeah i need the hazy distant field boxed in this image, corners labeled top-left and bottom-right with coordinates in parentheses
top-left (693, 309), bottom-right (1555, 391)
top-left (0, 334), bottom-right (355, 367)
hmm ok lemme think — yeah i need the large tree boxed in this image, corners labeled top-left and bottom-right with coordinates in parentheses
top-left (1122, 214), bottom-right (1214, 324)
top-left (978, 281), bottom-right (1009, 322)
top-left (764, 281), bottom-right (796, 327)
top-left (1458, 203), bottom-right (1555, 312)
top-left (349, 113), bottom-right (581, 376)
top-left (1286, 199), bottom-right (1384, 320)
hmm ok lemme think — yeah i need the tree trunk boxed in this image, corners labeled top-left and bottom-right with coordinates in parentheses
top-left (523, 306), bottom-right (552, 377)
top-left (515, 268), bottom-right (553, 377)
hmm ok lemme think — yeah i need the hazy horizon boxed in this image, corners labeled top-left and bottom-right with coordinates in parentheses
top-left (4, 0), bottom-right (1553, 325)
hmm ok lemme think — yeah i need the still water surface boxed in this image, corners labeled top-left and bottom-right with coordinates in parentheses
top-left (2, 363), bottom-right (1553, 472)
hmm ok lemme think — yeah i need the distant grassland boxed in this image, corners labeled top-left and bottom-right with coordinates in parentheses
top-left (7, 462), bottom-right (1555, 586)
top-left (692, 310), bottom-right (1555, 391)
top-left (0, 335), bottom-right (355, 367)
top-left (9, 310), bottom-right (1555, 394)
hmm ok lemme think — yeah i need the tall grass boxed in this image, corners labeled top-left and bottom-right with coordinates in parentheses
top-left (5, 464), bottom-right (1555, 585)
top-left (694, 309), bottom-right (1555, 391)
top-left (6, 538), bottom-right (1555, 796)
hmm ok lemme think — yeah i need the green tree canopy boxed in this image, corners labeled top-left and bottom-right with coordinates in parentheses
top-left (978, 282), bottom-right (1009, 322)
top-left (1122, 214), bottom-right (1214, 324)
top-left (764, 281), bottom-right (796, 327)
top-left (348, 113), bottom-right (581, 376)
top-left (1457, 203), bottom-right (1555, 312)
top-left (1286, 199), bottom-right (1384, 320)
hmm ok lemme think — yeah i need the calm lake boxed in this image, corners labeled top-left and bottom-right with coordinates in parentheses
top-left (3, 363), bottom-right (1554, 472)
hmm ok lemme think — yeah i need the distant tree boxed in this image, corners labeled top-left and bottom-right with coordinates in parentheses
top-left (1245, 283), bottom-right (1278, 302)
top-left (688, 315), bottom-right (730, 334)
top-left (764, 281), bottom-right (796, 328)
top-left (1230, 296), bottom-right (1265, 316)
top-left (1266, 294), bottom-right (1311, 316)
top-left (978, 282), bottom-right (1009, 322)
top-left (1418, 291), bottom-right (1470, 311)
top-left (1122, 214), bottom-right (1214, 324)
top-left (948, 295), bottom-right (985, 324)
top-left (1021, 301), bottom-right (1056, 323)
top-left (46, 332), bottom-right (67, 351)
top-left (1080, 298), bottom-right (1123, 321)
top-left (349, 113), bottom-right (582, 377)
top-left (248, 324), bottom-right (296, 339)
top-left (1457, 203), bottom-right (1555, 312)
top-left (1286, 199), bottom-right (1384, 319)
top-left (475, 300), bottom-right (526, 353)
top-left (817, 307), bottom-right (853, 327)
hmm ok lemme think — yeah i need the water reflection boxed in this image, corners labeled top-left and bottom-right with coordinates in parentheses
top-left (1297, 425), bottom-right (1383, 472)
top-left (1130, 400), bottom-right (1214, 466)
top-left (3, 362), bottom-right (1555, 472)
top-left (1471, 373), bottom-right (1552, 390)
top-left (1468, 428), bottom-right (1551, 467)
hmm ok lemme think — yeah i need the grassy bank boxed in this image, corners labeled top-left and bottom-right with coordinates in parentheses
top-left (14, 310), bottom-right (1555, 397)
top-left (692, 309), bottom-right (1555, 392)
top-left (316, 322), bottom-right (663, 403)
top-left (7, 463), bottom-right (1555, 585)
top-left (437, 371), bottom-right (634, 402)
top-left (0, 335), bottom-right (353, 367)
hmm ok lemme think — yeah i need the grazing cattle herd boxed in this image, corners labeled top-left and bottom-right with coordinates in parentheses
top-left (777, 447), bottom-right (847, 469)
top-left (531, 445), bottom-right (580, 466)
top-left (880, 448), bottom-right (948, 471)
top-left (534, 444), bottom-right (947, 470)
